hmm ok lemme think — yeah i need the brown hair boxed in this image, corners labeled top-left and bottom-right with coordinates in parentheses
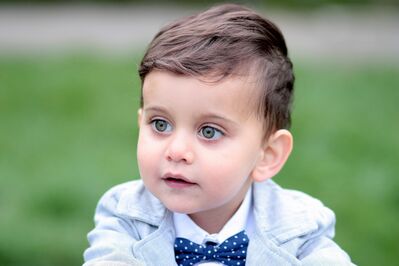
top-left (139, 4), bottom-right (294, 137)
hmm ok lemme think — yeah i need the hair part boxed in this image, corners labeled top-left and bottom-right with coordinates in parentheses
top-left (139, 3), bottom-right (294, 138)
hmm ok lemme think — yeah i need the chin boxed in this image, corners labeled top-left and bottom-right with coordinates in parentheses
top-left (164, 202), bottom-right (196, 214)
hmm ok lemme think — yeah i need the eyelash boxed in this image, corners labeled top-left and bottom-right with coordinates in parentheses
top-left (150, 118), bottom-right (172, 133)
top-left (149, 118), bottom-right (225, 141)
top-left (198, 125), bottom-right (224, 141)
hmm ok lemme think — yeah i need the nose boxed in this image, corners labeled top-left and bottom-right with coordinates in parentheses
top-left (165, 132), bottom-right (194, 164)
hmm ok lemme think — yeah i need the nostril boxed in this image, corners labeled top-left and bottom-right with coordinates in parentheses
top-left (165, 149), bottom-right (194, 164)
top-left (165, 138), bottom-right (194, 164)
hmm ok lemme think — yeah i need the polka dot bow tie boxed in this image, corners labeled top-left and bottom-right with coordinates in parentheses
top-left (174, 230), bottom-right (249, 266)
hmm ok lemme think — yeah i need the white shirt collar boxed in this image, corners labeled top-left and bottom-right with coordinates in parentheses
top-left (173, 186), bottom-right (253, 245)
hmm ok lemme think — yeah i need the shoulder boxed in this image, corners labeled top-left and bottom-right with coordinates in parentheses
top-left (95, 180), bottom-right (143, 214)
top-left (252, 181), bottom-right (354, 265)
top-left (98, 180), bottom-right (144, 202)
top-left (253, 180), bottom-right (335, 231)
top-left (253, 180), bottom-right (336, 245)
top-left (95, 180), bottom-right (167, 226)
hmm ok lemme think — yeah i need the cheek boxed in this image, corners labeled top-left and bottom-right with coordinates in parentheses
top-left (137, 131), bottom-right (158, 175)
top-left (201, 164), bottom-right (248, 205)
top-left (201, 153), bottom-right (247, 183)
top-left (199, 147), bottom-right (259, 188)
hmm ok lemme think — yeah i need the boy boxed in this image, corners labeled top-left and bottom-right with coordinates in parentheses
top-left (84, 4), bottom-right (354, 266)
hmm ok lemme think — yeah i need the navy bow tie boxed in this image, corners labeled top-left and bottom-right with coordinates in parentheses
top-left (174, 230), bottom-right (249, 266)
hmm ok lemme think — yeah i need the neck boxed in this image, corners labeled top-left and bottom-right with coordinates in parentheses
top-left (188, 183), bottom-right (251, 234)
top-left (189, 203), bottom-right (239, 234)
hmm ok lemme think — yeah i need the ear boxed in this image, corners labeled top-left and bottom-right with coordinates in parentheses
top-left (137, 108), bottom-right (143, 127)
top-left (250, 129), bottom-right (293, 182)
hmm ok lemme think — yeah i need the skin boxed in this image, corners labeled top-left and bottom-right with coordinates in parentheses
top-left (137, 70), bottom-right (293, 233)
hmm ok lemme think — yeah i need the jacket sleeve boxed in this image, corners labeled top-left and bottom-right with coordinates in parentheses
top-left (296, 203), bottom-right (356, 266)
top-left (83, 184), bottom-right (145, 266)
top-left (299, 236), bottom-right (356, 266)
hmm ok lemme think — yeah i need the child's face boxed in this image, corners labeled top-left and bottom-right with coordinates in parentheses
top-left (137, 71), bottom-right (265, 222)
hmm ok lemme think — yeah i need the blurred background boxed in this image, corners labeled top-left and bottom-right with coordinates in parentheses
top-left (0, 0), bottom-right (398, 265)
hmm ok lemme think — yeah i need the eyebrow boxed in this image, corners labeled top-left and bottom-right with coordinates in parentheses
top-left (197, 113), bottom-right (238, 126)
top-left (143, 106), bottom-right (168, 114)
top-left (143, 106), bottom-right (239, 127)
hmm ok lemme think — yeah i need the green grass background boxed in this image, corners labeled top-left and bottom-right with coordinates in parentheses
top-left (0, 53), bottom-right (398, 265)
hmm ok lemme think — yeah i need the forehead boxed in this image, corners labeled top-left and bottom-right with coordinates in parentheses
top-left (142, 71), bottom-right (259, 119)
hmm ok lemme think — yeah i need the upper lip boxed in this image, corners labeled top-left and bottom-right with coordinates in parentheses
top-left (161, 173), bottom-right (195, 184)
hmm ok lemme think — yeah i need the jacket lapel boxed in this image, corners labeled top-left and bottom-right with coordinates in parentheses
top-left (246, 231), bottom-right (301, 265)
top-left (247, 180), bottom-right (318, 264)
top-left (132, 211), bottom-right (178, 266)
top-left (116, 181), bottom-right (178, 265)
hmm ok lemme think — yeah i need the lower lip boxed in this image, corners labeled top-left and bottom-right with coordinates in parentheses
top-left (164, 178), bottom-right (196, 189)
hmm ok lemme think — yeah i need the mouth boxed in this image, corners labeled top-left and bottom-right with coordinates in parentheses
top-left (162, 174), bottom-right (196, 188)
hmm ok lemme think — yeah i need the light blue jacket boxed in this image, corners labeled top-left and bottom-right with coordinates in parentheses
top-left (83, 180), bottom-right (355, 266)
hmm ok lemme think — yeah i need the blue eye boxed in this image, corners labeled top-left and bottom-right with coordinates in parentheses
top-left (199, 126), bottom-right (223, 140)
top-left (151, 119), bottom-right (172, 133)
